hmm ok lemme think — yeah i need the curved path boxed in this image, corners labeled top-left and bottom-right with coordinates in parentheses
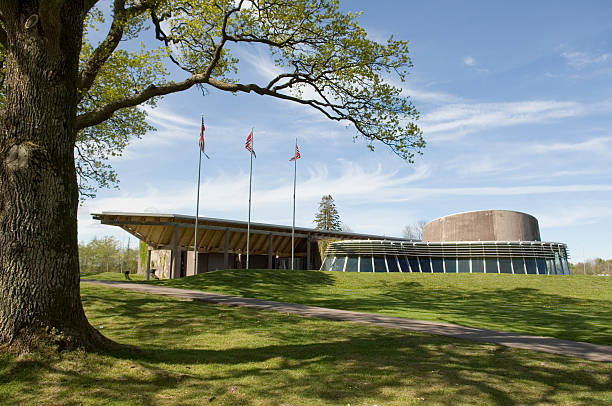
top-left (83, 280), bottom-right (612, 362)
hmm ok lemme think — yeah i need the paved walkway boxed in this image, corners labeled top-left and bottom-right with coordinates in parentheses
top-left (83, 280), bottom-right (612, 362)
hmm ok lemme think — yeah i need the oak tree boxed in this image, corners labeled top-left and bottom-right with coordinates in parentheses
top-left (0, 0), bottom-right (423, 351)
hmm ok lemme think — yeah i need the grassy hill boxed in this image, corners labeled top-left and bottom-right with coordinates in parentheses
top-left (2, 283), bottom-right (610, 405)
top-left (149, 270), bottom-right (612, 345)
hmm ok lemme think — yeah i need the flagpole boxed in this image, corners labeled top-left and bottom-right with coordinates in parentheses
top-left (291, 137), bottom-right (297, 270)
top-left (246, 128), bottom-right (254, 270)
top-left (194, 114), bottom-right (203, 276)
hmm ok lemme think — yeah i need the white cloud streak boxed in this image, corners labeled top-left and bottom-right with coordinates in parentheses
top-left (529, 135), bottom-right (612, 157)
top-left (463, 56), bottom-right (477, 66)
top-left (561, 50), bottom-right (612, 69)
top-left (537, 206), bottom-right (612, 228)
top-left (421, 100), bottom-right (601, 140)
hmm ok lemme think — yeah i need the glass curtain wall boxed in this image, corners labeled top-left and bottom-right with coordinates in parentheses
top-left (322, 255), bottom-right (569, 274)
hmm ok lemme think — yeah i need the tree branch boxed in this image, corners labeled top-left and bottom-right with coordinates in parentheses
top-left (75, 72), bottom-right (346, 131)
top-left (84, 0), bottom-right (100, 15)
top-left (77, 0), bottom-right (150, 94)
top-left (76, 75), bottom-right (201, 130)
top-left (201, 0), bottom-right (243, 80)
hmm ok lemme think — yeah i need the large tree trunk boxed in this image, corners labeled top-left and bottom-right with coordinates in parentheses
top-left (0, 1), bottom-right (111, 351)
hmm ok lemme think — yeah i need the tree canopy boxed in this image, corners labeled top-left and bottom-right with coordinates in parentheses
top-left (0, 0), bottom-right (424, 198)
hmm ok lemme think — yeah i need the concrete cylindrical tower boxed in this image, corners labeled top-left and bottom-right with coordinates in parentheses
top-left (421, 210), bottom-right (541, 242)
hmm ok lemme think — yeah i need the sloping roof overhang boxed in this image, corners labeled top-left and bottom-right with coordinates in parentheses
top-left (92, 211), bottom-right (408, 256)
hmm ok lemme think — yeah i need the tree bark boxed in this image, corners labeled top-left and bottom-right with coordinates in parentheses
top-left (0, 0), bottom-right (112, 351)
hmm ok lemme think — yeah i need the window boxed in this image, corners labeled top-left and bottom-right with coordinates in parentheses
top-left (444, 258), bottom-right (457, 273)
top-left (360, 256), bottom-right (373, 272)
top-left (345, 256), bottom-right (359, 272)
top-left (458, 259), bottom-right (470, 273)
top-left (499, 258), bottom-right (512, 274)
top-left (485, 258), bottom-right (498, 274)
top-left (512, 257), bottom-right (525, 274)
top-left (408, 257), bottom-right (420, 272)
top-left (374, 256), bottom-right (387, 272)
top-left (419, 257), bottom-right (432, 273)
top-left (554, 253), bottom-right (563, 275)
top-left (471, 258), bottom-right (484, 273)
top-left (387, 256), bottom-right (400, 272)
top-left (321, 256), bottom-right (333, 271)
top-left (398, 256), bottom-right (410, 272)
top-left (525, 258), bottom-right (537, 274)
top-left (546, 258), bottom-right (556, 275)
top-left (432, 258), bottom-right (444, 273)
top-left (331, 256), bottom-right (346, 271)
top-left (535, 258), bottom-right (547, 275)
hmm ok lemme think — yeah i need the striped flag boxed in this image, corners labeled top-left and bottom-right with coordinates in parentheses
top-left (290, 144), bottom-right (301, 161)
top-left (198, 116), bottom-right (209, 158)
top-left (245, 130), bottom-right (256, 158)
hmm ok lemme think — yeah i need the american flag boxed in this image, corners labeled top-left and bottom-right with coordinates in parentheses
top-left (290, 144), bottom-right (301, 161)
top-left (245, 130), bottom-right (256, 157)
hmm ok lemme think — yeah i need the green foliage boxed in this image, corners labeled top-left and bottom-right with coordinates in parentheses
top-left (78, 236), bottom-right (138, 274)
top-left (314, 194), bottom-right (342, 230)
top-left (76, 9), bottom-right (169, 199)
top-left (570, 258), bottom-right (612, 275)
top-left (139, 240), bottom-right (148, 268)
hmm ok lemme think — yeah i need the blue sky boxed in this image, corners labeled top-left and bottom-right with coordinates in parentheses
top-left (79, 1), bottom-right (612, 263)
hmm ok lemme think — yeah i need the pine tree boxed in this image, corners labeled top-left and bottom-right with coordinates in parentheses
top-left (314, 195), bottom-right (342, 231)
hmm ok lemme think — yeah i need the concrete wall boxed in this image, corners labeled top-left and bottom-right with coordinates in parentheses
top-left (149, 249), bottom-right (172, 279)
top-left (422, 210), bottom-right (541, 242)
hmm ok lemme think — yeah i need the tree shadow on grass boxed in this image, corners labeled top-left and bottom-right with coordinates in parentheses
top-left (4, 285), bottom-right (610, 405)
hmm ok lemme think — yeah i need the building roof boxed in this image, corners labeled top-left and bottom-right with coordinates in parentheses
top-left (92, 212), bottom-right (408, 256)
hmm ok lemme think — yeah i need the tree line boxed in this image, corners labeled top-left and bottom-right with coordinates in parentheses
top-left (79, 237), bottom-right (141, 275)
top-left (570, 258), bottom-right (612, 275)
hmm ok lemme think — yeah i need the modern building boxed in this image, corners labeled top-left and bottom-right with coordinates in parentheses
top-left (320, 210), bottom-right (570, 274)
top-left (93, 209), bottom-right (570, 277)
top-left (92, 212), bottom-right (406, 279)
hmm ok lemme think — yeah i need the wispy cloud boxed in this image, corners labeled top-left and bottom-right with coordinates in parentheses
top-left (561, 50), bottom-right (612, 69)
top-left (449, 155), bottom-right (528, 177)
top-left (462, 55), bottom-right (488, 73)
top-left (401, 85), bottom-right (463, 104)
top-left (529, 135), bottom-right (612, 157)
top-left (421, 100), bottom-right (592, 140)
top-left (463, 56), bottom-right (477, 67)
top-left (537, 206), bottom-right (612, 228)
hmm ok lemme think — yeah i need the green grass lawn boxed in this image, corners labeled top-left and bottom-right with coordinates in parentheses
top-left (148, 270), bottom-right (612, 345)
top-left (1, 283), bottom-right (610, 405)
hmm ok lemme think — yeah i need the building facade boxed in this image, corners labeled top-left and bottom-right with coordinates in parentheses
top-left (320, 239), bottom-right (570, 274)
top-left (92, 212), bottom-right (406, 279)
top-left (320, 210), bottom-right (570, 274)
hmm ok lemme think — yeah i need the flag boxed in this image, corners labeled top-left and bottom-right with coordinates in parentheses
top-left (198, 116), bottom-right (210, 158)
top-left (245, 129), bottom-right (256, 157)
top-left (290, 144), bottom-right (301, 161)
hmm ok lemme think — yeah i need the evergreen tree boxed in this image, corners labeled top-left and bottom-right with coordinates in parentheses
top-left (314, 195), bottom-right (342, 231)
